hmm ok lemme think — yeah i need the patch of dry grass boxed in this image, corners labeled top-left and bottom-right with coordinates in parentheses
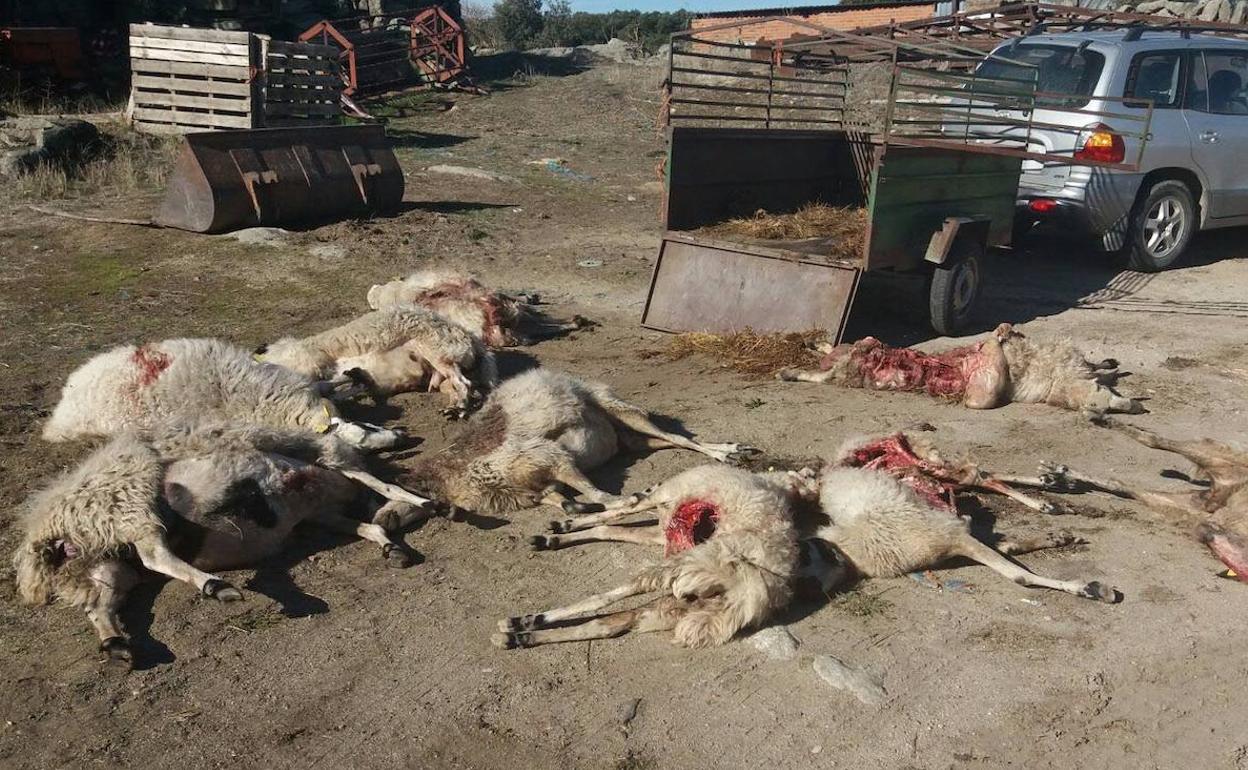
top-left (698, 203), bottom-right (868, 261)
top-left (3, 126), bottom-right (181, 204)
top-left (666, 329), bottom-right (827, 377)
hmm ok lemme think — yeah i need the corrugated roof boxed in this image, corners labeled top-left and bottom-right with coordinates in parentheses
top-left (695, 1), bottom-right (933, 20)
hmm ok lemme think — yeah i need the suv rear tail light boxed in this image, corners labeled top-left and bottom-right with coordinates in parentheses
top-left (1029, 198), bottom-right (1058, 213)
top-left (1075, 124), bottom-right (1125, 164)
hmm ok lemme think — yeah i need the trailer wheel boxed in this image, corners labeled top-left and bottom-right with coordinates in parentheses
top-left (928, 241), bottom-right (983, 336)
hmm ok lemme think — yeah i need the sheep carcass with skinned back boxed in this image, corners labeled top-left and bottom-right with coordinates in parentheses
top-left (13, 422), bottom-right (427, 667)
top-left (805, 433), bottom-right (1121, 603)
top-left (778, 323), bottom-right (1141, 416)
top-left (366, 269), bottom-right (590, 347)
top-left (256, 305), bottom-right (497, 417)
top-left (400, 368), bottom-right (756, 516)
top-left (495, 465), bottom-right (812, 649)
top-left (42, 338), bottom-right (404, 451)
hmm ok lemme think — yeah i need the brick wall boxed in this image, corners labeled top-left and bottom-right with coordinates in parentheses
top-left (689, 3), bottom-right (938, 44)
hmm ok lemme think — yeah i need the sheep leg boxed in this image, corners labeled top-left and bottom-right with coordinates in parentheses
top-left (530, 524), bottom-right (665, 551)
top-left (950, 536), bottom-right (1120, 602)
top-left (329, 419), bottom-right (405, 452)
top-left (134, 538), bottom-right (242, 601)
top-left (371, 499), bottom-right (435, 533)
top-left (974, 474), bottom-right (1064, 514)
top-left (598, 406), bottom-right (755, 464)
top-left (309, 509), bottom-right (415, 568)
top-left (550, 488), bottom-right (663, 529)
top-left (496, 566), bottom-right (673, 632)
top-left (85, 560), bottom-right (139, 666)
top-left (1105, 420), bottom-right (1248, 482)
top-left (549, 461), bottom-right (622, 506)
top-left (1035, 463), bottom-right (1209, 522)
top-left (427, 358), bottom-right (472, 417)
top-left (776, 366), bottom-right (839, 384)
top-left (493, 597), bottom-right (686, 649)
top-left (338, 469), bottom-right (433, 509)
top-left (1055, 380), bottom-right (1143, 415)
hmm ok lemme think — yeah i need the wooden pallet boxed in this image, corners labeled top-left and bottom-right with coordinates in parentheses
top-left (129, 24), bottom-right (344, 134)
top-left (262, 39), bottom-right (343, 127)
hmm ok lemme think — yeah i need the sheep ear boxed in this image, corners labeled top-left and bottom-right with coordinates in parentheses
top-left (253, 343), bottom-right (269, 355)
top-left (163, 481), bottom-right (195, 514)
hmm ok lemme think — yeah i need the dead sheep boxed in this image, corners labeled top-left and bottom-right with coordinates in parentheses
top-left (399, 367), bottom-right (755, 516)
top-left (1033, 419), bottom-right (1248, 581)
top-left (13, 422), bottom-right (428, 667)
top-left (494, 465), bottom-right (809, 649)
top-left (366, 269), bottom-right (590, 347)
top-left (42, 338), bottom-right (404, 451)
top-left (256, 304), bottom-right (497, 417)
top-left (806, 434), bottom-right (1122, 603)
top-left (778, 323), bottom-right (1142, 416)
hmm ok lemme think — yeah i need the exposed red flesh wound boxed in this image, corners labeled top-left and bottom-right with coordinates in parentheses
top-left (416, 281), bottom-right (508, 344)
top-left (279, 467), bottom-right (321, 494)
top-left (841, 433), bottom-right (957, 512)
top-left (819, 338), bottom-right (983, 400)
top-left (665, 499), bottom-right (721, 556)
top-left (1202, 529), bottom-right (1248, 583)
top-left (131, 345), bottom-right (172, 388)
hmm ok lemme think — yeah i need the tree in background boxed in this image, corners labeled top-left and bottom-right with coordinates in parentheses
top-left (493, 0), bottom-right (544, 48)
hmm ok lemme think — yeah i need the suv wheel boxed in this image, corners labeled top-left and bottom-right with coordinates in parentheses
top-left (1126, 180), bottom-right (1196, 272)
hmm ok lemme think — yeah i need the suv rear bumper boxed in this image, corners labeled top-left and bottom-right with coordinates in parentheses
top-left (1016, 172), bottom-right (1144, 249)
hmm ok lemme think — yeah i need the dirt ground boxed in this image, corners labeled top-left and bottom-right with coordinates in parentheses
top-left (3, 57), bottom-right (1248, 770)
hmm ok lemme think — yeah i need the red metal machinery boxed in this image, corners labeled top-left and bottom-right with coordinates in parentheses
top-left (299, 6), bottom-right (470, 97)
top-left (0, 27), bottom-right (84, 79)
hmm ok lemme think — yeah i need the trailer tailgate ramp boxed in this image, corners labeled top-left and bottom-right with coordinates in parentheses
top-left (641, 234), bottom-right (860, 341)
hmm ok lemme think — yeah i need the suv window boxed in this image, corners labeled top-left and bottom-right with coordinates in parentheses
top-left (1125, 51), bottom-right (1183, 108)
top-left (1200, 51), bottom-right (1248, 115)
top-left (978, 44), bottom-right (1106, 107)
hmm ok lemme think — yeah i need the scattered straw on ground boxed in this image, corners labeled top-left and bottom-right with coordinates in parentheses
top-left (665, 329), bottom-right (828, 377)
top-left (698, 203), bottom-right (868, 261)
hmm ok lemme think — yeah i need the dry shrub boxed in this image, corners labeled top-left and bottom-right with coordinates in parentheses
top-left (3, 126), bottom-right (181, 203)
top-left (666, 329), bottom-right (828, 377)
top-left (698, 203), bottom-right (868, 261)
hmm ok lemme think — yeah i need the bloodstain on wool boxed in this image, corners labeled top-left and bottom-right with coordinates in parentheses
top-left (412, 278), bottom-right (511, 346)
top-left (279, 467), bottom-right (321, 493)
top-left (820, 337), bottom-right (980, 400)
top-left (841, 433), bottom-right (957, 512)
top-left (131, 345), bottom-right (172, 388)
top-left (665, 499), bottom-right (721, 556)
top-left (1200, 525), bottom-right (1248, 584)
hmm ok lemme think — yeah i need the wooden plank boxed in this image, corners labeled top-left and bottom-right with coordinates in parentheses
top-left (263, 116), bottom-right (338, 127)
top-left (265, 90), bottom-right (339, 104)
top-left (264, 101), bottom-right (340, 117)
top-left (133, 106), bottom-right (253, 128)
top-left (130, 46), bottom-right (250, 67)
top-left (268, 39), bottom-right (340, 58)
top-left (265, 73), bottom-right (342, 87)
top-left (130, 58), bottom-right (249, 80)
top-left (130, 23), bottom-right (250, 44)
top-left (133, 90), bottom-right (251, 112)
top-left (133, 119), bottom-right (199, 136)
top-left (132, 74), bottom-right (252, 96)
top-left (128, 35), bottom-right (251, 57)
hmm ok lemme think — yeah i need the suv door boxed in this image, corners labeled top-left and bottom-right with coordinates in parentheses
top-left (1183, 49), bottom-right (1248, 220)
top-left (1123, 49), bottom-right (1192, 179)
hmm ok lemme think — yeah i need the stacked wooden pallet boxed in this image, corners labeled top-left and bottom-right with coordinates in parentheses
top-left (129, 24), bottom-right (257, 134)
top-left (263, 40), bottom-right (342, 127)
top-left (129, 23), bottom-right (344, 135)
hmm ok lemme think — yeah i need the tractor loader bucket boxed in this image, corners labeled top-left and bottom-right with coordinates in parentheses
top-left (155, 125), bottom-right (403, 234)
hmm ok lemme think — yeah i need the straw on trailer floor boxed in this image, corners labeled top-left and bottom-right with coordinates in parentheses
top-left (696, 203), bottom-right (868, 262)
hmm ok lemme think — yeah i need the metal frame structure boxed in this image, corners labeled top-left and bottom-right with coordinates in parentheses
top-left (299, 6), bottom-right (470, 97)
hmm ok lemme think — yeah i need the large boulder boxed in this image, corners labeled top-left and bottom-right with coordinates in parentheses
top-left (0, 117), bottom-right (101, 177)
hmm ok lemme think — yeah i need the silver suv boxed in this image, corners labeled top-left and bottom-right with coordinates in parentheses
top-left (983, 30), bottom-right (1248, 271)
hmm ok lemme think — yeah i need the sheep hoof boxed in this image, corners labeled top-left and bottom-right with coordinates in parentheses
top-left (99, 636), bottom-right (133, 666)
top-left (562, 499), bottom-right (604, 515)
top-left (382, 543), bottom-right (414, 568)
top-left (548, 519), bottom-right (570, 534)
top-left (776, 368), bottom-right (799, 381)
top-left (202, 579), bottom-right (243, 602)
top-left (571, 314), bottom-right (594, 329)
top-left (528, 535), bottom-right (555, 551)
top-left (441, 406), bottom-right (468, 421)
top-left (1082, 581), bottom-right (1122, 604)
top-left (491, 631), bottom-right (533, 649)
top-left (499, 614), bottom-right (542, 632)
